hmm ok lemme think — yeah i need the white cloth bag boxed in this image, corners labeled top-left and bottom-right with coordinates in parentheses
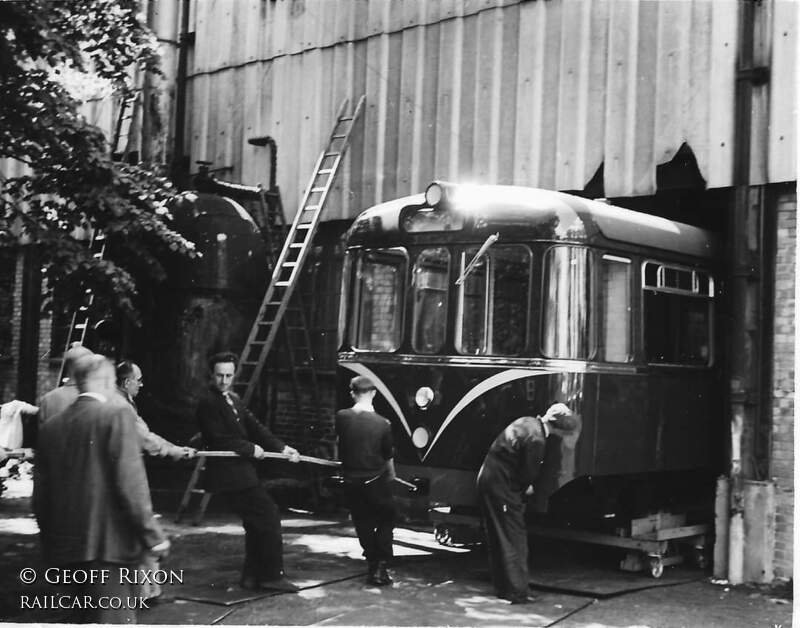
top-left (0, 400), bottom-right (39, 449)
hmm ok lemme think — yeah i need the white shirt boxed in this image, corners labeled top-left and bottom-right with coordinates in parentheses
top-left (78, 392), bottom-right (108, 403)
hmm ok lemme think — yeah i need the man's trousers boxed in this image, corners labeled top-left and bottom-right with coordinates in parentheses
top-left (476, 466), bottom-right (530, 601)
top-left (224, 485), bottom-right (284, 581)
top-left (344, 474), bottom-right (395, 565)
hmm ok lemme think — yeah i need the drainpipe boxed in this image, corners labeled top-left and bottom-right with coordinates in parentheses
top-left (171, 0), bottom-right (193, 187)
top-left (727, 0), bottom-right (770, 585)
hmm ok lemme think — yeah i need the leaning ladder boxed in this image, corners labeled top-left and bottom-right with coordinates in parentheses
top-left (257, 187), bottom-right (322, 428)
top-left (234, 96), bottom-right (365, 406)
top-left (57, 228), bottom-right (106, 382)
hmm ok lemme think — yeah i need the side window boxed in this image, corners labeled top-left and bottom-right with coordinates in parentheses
top-left (598, 255), bottom-right (632, 362)
top-left (542, 246), bottom-right (592, 359)
top-left (642, 262), bottom-right (713, 365)
top-left (412, 247), bottom-right (450, 354)
top-left (350, 248), bottom-right (407, 351)
top-left (457, 245), bottom-right (530, 355)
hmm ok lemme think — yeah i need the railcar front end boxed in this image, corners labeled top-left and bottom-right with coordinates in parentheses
top-left (337, 183), bottom-right (723, 539)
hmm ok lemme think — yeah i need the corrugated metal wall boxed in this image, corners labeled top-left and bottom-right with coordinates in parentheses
top-left (185, 0), bottom-right (797, 221)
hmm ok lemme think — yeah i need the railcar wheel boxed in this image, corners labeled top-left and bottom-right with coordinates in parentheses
top-left (648, 556), bottom-right (664, 579)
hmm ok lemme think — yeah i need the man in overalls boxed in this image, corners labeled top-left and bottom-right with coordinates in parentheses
top-left (476, 402), bottom-right (576, 604)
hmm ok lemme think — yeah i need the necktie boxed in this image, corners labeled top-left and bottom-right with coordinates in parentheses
top-left (224, 393), bottom-right (239, 417)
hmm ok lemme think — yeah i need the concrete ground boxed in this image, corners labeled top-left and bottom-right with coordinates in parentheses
top-left (0, 468), bottom-right (793, 627)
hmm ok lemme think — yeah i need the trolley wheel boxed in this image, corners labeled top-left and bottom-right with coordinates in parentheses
top-left (648, 556), bottom-right (664, 579)
top-left (693, 547), bottom-right (708, 570)
top-left (434, 525), bottom-right (453, 547)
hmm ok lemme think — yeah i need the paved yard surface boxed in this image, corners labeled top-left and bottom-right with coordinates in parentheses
top-left (0, 470), bottom-right (793, 627)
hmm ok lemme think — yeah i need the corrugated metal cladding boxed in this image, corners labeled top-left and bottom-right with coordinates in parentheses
top-left (0, 97), bottom-right (128, 181)
top-left (186, 0), bottom-right (797, 221)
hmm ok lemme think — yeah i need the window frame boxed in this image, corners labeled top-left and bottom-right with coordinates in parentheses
top-left (596, 253), bottom-right (634, 363)
top-left (640, 259), bottom-right (715, 367)
top-left (348, 246), bottom-right (409, 353)
top-left (539, 244), bottom-right (596, 361)
top-left (454, 243), bottom-right (532, 357)
top-left (411, 246), bottom-right (451, 355)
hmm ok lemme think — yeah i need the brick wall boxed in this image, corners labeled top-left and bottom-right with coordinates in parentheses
top-left (770, 190), bottom-right (795, 579)
top-left (268, 222), bottom-right (348, 457)
top-left (0, 250), bottom-right (23, 402)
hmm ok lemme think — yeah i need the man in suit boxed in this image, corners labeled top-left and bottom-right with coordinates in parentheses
top-left (116, 360), bottom-right (195, 603)
top-left (116, 360), bottom-right (195, 461)
top-left (196, 352), bottom-right (301, 592)
top-left (34, 354), bottom-right (169, 623)
top-left (37, 343), bottom-right (93, 426)
top-left (335, 375), bottom-right (396, 586)
top-left (476, 402), bottom-right (577, 604)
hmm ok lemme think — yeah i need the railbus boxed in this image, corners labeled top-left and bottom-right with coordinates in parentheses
top-left (336, 181), bottom-right (723, 572)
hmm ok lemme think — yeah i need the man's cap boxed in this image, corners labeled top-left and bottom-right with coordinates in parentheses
top-left (349, 375), bottom-right (376, 393)
top-left (548, 414), bottom-right (579, 432)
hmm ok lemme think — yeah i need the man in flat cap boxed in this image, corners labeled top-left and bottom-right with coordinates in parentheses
top-left (477, 402), bottom-right (578, 604)
top-left (335, 375), bottom-right (396, 586)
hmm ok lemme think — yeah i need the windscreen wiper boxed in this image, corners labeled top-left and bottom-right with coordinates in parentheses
top-left (455, 232), bottom-right (499, 285)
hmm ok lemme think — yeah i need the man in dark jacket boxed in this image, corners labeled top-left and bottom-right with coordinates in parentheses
top-left (335, 375), bottom-right (396, 586)
top-left (34, 354), bottom-right (169, 623)
top-left (196, 352), bottom-right (300, 592)
top-left (476, 402), bottom-right (577, 604)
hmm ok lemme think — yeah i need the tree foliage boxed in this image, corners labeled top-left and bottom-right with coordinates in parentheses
top-left (0, 0), bottom-right (196, 319)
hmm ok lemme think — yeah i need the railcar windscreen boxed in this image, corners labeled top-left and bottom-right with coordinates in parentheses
top-left (350, 248), bottom-right (407, 352)
top-left (455, 245), bottom-right (530, 355)
top-left (412, 248), bottom-right (450, 354)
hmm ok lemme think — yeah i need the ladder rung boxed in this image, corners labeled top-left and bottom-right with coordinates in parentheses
top-left (296, 224), bottom-right (312, 229)
top-left (302, 205), bottom-right (320, 212)
top-left (309, 187), bottom-right (326, 193)
top-left (317, 169), bottom-right (334, 174)
top-left (275, 281), bottom-right (290, 287)
top-left (289, 243), bottom-right (304, 248)
top-left (324, 152), bottom-right (340, 157)
top-left (338, 116), bottom-right (354, 122)
top-left (247, 341), bottom-right (266, 346)
top-left (282, 262), bottom-right (298, 267)
top-left (74, 323), bottom-right (87, 330)
top-left (331, 134), bottom-right (347, 139)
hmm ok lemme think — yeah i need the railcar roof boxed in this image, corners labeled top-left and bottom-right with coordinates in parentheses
top-left (347, 184), bottom-right (718, 260)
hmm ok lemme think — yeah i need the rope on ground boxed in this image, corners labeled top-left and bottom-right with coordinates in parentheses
top-left (544, 598), bottom-right (597, 627)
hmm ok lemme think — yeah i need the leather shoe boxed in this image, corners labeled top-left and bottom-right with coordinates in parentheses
top-left (504, 593), bottom-right (535, 604)
top-left (374, 561), bottom-right (393, 586)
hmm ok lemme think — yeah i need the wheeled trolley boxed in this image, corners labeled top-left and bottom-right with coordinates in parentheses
top-left (529, 512), bottom-right (710, 579)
